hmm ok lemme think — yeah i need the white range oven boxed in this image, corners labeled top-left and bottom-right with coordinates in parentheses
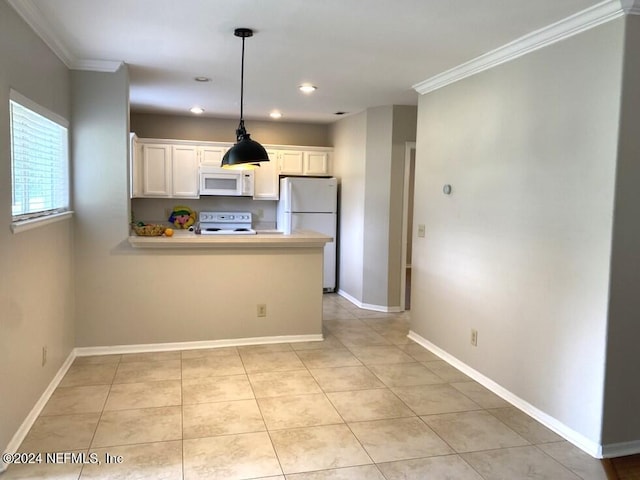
top-left (199, 166), bottom-right (254, 196)
top-left (197, 211), bottom-right (257, 235)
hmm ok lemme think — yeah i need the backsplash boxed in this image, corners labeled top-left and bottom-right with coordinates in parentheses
top-left (131, 197), bottom-right (278, 230)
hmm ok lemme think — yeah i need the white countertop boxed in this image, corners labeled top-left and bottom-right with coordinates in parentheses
top-left (128, 230), bottom-right (333, 249)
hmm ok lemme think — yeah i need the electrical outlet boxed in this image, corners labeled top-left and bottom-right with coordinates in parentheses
top-left (257, 304), bottom-right (267, 317)
top-left (470, 329), bottom-right (478, 347)
top-left (42, 346), bottom-right (47, 366)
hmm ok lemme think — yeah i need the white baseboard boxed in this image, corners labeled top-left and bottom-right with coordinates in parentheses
top-left (74, 334), bottom-right (323, 357)
top-left (1, 350), bottom-right (76, 473)
top-left (601, 439), bottom-right (640, 458)
top-left (337, 289), bottom-right (403, 313)
top-left (407, 330), bottom-right (609, 459)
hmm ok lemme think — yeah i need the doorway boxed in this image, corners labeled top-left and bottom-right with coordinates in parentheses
top-left (400, 142), bottom-right (416, 311)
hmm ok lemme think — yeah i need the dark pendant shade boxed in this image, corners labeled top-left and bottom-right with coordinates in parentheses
top-left (221, 125), bottom-right (269, 169)
top-left (221, 27), bottom-right (269, 170)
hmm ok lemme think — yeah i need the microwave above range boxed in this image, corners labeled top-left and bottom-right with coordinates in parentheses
top-left (199, 166), bottom-right (254, 197)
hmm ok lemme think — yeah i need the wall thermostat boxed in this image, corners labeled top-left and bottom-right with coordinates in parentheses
top-left (443, 184), bottom-right (452, 195)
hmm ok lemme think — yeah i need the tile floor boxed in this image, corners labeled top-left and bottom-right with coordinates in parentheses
top-left (4, 294), bottom-right (612, 479)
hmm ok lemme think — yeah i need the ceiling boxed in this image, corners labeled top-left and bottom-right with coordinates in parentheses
top-left (10, 0), bottom-right (607, 123)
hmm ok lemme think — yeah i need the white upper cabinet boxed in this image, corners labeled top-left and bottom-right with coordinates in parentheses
top-left (278, 150), bottom-right (331, 176)
top-left (304, 151), bottom-right (330, 176)
top-left (253, 150), bottom-right (280, 200)
top-left (141, 144), bottom-right (172, 196)
top-left (135, 141), bottom-right (201, 199)
top-left (171, 145), bottom-right (199, 198)
top-left (278, 151), bottom-right (304, 175)
top-left (200, 145), bottom-right (228, 167)
top-left (130, 136), bottom-right (333, 199)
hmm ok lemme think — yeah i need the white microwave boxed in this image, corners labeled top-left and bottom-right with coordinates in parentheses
top-left (199, 166), bottom-right (254, 196)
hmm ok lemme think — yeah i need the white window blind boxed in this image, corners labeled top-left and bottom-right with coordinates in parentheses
top-left (10, 90), bottom-right (69, 221)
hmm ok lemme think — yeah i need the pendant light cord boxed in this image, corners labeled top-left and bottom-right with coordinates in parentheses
top-left (240, 35), bottom-right (245, 124)
top-left (232, 27), bottom-right (254, 142)
top-left (222, 27), bottom-right (269, 167)
top-left (236, 35), bottom-right (246, 141)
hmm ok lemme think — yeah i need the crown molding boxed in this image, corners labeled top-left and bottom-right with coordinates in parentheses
top-left (414, 0), bottom-right (633, 95)
top-left (8, 0), bottom-right (75, 68)
top-left (72, 59), bottom-right (124, 72)
top-left (9, 0), bottom-right (639, 78)
top-left (7, 0), bottom-right (123, 73)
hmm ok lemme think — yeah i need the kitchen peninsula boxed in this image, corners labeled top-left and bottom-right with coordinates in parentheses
top-left (94, 229), bottom-right (333, 354)
top-left (128, 230), bottom-right (331, 249)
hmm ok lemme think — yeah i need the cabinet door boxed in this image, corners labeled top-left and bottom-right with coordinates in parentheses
top-left (279, 151), bottom-right (304, 175)
top-left (253, 150), bottom-right (280, 200)
top-left (172, 145), bottom-right (200, 198)
top-left (142, 144), bottom-right (171, 196)
top-left (200, 145), bottom-right (228, 166)
top-left (304, 152), bottom-right (329, 176)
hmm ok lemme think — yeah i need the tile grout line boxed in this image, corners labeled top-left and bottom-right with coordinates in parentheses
top-left (531, 442), bottom-right (594, 480)
top-left (323, 311), bottom-right (508, 479)
top-left (77, 355), bottom-right (121, 479)
top-left (20, 297), bottom-right (610, 479)
top-left (180, 352), bottom-right (185, 480)
top-left (302, 321), bottom-right (465, 475)
top-left (296, 344), bottom-right (380, 475)
top-left (239, 347), bottom-right (286, 478)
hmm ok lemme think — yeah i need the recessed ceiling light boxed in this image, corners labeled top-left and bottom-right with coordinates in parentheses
top-left (190, 106), bottom-right (204, 114)
top-left (270, 111), bottom-right (283, 119)
top-left (299, 84), bottom-right (317, 94)
top-left (194, 76), bottom-right (211, 82)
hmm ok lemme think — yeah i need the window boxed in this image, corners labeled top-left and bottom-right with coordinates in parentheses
top-left (10, 90), bottom-right (69, 225)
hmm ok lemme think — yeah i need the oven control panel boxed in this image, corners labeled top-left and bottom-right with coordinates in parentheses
top-left (199, 212), bottom-right (252, 223)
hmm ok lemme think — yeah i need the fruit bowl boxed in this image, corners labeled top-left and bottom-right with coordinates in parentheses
top-left (132, 224), bottom-right (167, 236)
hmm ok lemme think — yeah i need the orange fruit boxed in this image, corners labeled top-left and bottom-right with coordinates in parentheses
top-left (164, 228), bottom-right (174, 237)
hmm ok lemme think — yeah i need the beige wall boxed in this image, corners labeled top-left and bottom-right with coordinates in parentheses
top-left (330, 106), bottom-right (416, 309)
top-left (73, 70), bottom-right (323, 347)
top-left (131, 113), bottom-right (331, 147)
top-left (0, 1), bottom-right (74, 455)
top-left (389, 106), bottom-right (418, 306)
top-left (412, 19), bottom-right (624, 447)
top-left (363, 106), bottom-right (394, 306)
top-left (330, 112), bottom-right (367, 301)
top-left (76, 247), bottom-right (324, 346)
top-left (602, 15), bottom-right (640, 447)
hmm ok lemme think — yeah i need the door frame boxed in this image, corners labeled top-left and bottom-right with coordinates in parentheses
top-left (400, 142), bottom-right (416, 311)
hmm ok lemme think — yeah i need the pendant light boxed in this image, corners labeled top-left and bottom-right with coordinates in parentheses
top-left (221, 28), bottom-right (269, 170)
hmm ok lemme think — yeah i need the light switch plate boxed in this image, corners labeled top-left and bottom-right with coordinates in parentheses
top-left (417, 224), bottom-right (426, 238)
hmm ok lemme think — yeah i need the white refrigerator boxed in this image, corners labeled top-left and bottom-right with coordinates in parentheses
top-left (277, 177), bottom-right (337, 291)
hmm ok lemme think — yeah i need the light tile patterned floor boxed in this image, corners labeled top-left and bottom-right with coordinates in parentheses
top-left (5, 294), bottom-right (611, 479)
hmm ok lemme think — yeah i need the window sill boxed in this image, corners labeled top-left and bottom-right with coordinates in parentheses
top-left (11, 211), bottom-right (74, 234)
